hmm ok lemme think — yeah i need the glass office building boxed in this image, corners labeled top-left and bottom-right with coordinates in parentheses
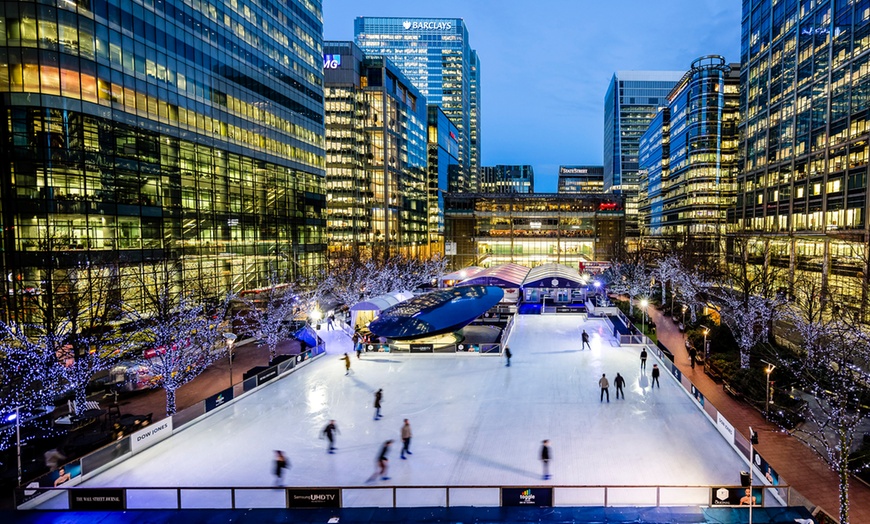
top-left (354, 17), bottom-right (479, 192)
top-left (427, 105), bottom-right (461, 254)
top-left (639, 56), bottom-right (739, 255)
top-left (444, 193), bottom-right (625, 270)
top-left (323, 41), bottom-right (428, 260)
top-left (0, 0), bottom-right (326, 317)
top-left (603, 70), bottom-right (683, 241)
top-left (480, 165), bottom-right (534, 193)
top-left (732, 0), bottom-right (870, 311)
top-left (557, 166), bottom-right (604, 194)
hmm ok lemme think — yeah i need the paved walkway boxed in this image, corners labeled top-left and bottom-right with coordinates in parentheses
top-left (647, 306), bottom-right (870, 523)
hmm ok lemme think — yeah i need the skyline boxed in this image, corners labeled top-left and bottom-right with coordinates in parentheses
top-left (323, 0), bottom-right (741, 192)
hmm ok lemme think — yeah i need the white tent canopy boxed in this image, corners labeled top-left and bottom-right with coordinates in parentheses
top-left (349, 291), bottom-right (414, 329)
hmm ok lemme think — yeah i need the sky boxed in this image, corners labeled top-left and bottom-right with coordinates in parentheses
top-left (322, 1), bottom-right (742, 193)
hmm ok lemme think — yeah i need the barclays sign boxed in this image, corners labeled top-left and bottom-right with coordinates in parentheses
top-left (402, 20), bottom-right (453, 31)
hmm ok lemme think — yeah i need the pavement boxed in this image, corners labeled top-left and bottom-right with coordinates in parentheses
top-left (647, 305), bottom-right (870, 523)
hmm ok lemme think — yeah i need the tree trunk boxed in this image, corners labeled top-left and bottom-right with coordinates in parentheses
top-left (739, 347), bottom-right (750, 369)
top-left (165, 388), bottom-right (177, 417)
top-left (75, 385), bottom-right (88, 417)
top-left (839, 431), bottom-right (851, 524)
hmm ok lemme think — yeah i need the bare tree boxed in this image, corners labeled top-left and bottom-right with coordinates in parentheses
top-left (236, 270), bottom-right (298, 361)
top-left (602, 259), bottom-right (652, 315)
top-left (653, 253), bottom-right (682, 309)
top-left (131, 263), bottom-right (223, 416)
top-left (782, 304), bottom-right (870, 524)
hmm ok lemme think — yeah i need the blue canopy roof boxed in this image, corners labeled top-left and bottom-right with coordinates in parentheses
top-left (522, 263), bottom-right (587, 289)
top-left (459, 263), bottom-right (530, 288)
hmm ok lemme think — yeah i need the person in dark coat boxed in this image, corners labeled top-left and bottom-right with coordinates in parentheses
top-left (352, 332), bottom-right (361, 359)
top-left (651, 364), bottom-right (661, 388)
top-left (614, 372), bottom-right (626, 399)
top-left (581, 330), bottom-right (591, 350)
top-left (273, 450), bottom-right (289, 485)
top-left (322, 420), bottom-right (339, 453)
top-left (374, 389), bottom-right (383, 419)
top-left (540, 439), bottom-right (551, 480)
top-left (504, 346), bottom-right (512, 367)
top-left (367, 440), bottom-right (393, 482)
top-left (688, 345), bottom-right (697, 369)
top-left (640, 348), bottom-right (648, 371)
top-left (400, 419), bottom-right (412, 459)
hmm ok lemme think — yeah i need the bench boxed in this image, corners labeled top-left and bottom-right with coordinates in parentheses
top-left (704, 362), bottom-right (723, 383)
top-left (723, 382), bottom-right (743, 400)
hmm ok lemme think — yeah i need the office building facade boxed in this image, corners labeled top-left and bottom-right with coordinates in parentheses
top-left (639, 56), bottom-right (739, 255)
top-left (603, 70), bottom-right (683, 240)
top-left (354, 17), bottom-right (479, 192)
top-left (444, 193), bottom-right (625, 270)
top-left (558, 166), bottom-right (605, 194)
top-left (732, 0), bottom-right (870, 311)
top-left (0, 0), bottom-right (327, 318)
top-left (480, 165), bottom-right (535, 193)
top-left (427, 105), bottom-right (461, 253)
top-left (324, 42), bottom-right (428, 260)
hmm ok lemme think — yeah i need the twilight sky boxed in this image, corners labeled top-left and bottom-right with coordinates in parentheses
top-left (323, 0), bottom-right (741, 192)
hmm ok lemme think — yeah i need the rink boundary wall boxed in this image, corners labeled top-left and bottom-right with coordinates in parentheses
top-left (15, 341), bottom-right (327, 510)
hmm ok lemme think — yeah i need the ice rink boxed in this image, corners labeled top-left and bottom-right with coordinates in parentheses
top-left (38, 315), bottom-right (754, 508)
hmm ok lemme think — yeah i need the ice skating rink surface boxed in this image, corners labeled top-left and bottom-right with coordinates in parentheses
top-left (38, 315), bottom-right (753, 508)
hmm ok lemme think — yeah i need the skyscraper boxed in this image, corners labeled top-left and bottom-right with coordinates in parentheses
top-left (603, 71), bottom-right (683, 240)
top-left (480, 166), bottom-right (535, 194)
top-left (354, 17), bottom-right (479, 191)
top-left (323, 41), bottom-right (428, 259)
top-left (733, 0), bottom-right (870, 312)
top-left (0, 0), bottom-right (326, 317)
top-left (558, 166), bottom-right (605, 194)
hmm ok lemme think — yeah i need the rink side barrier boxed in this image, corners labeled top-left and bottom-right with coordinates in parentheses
top-left (14, 483), bottom-right (792, 510)
top-left (15, 340), bottom-right (327, 510)
top-left (614, 313), bottom-right (799, 511)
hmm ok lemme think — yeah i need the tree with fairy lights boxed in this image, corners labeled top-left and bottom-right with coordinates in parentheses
top-left (601, 259), bottom-right (652, 316)
top-left (320, 252), bottom-right (446, 307)
top-left (781, 300), bottom-right (870, 524)
top-left (236, 269), bottom-right (298, 362)
top-left (131, 264), bottom-right (223, 416)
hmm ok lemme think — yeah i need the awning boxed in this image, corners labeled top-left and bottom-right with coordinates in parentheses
top-left (459, 263), bottom-right (530, 288)
top-left (349, 291), bottom-right (415, 312)
top-left (440, 266), bottom-right (484, 285)
top-left (522, 263), bottom-right (586, 288)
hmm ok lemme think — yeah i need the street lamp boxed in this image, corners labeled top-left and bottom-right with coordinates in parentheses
top-left (682, 304), bottom-right (687, 325)
top-left (640, 298), bottom-right (649, 335)
top-left (762, 360), bottom-right (776, 419)
top-left (5, 406), bottom-right (22, 485)
top-left (701, 326), bottom-right (710, 361)
top-left (223, 332), bottom-right (237, 387)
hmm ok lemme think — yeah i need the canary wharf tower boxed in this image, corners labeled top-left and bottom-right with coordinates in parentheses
top-left (355, 17), bottom-right (480, 191)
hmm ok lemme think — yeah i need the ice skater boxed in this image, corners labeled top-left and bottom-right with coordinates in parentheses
top-left (273, 450), bottom-right (289, 486)
top-left (599, 373), bottom-right (610, 402)
top-left (374, 388), bottom-right (383, 419)
top-left (540, 439), bottom-right (551, 480)
top-left (614, 372), bottom-right (625, 399)
top-left (321, 420), bottom-right (339, 453)
top-left (640, 348), bottom-right (648, 371)
top-left (504, 345), bottom-right (512, 366)
top-left (581, 330), bottom-right (591, 350)
top-left (343, 353), bottom-right (353, 375)
top-left (327, 314), bottom-right (335, 330)
top-left (651, 364), bottom-right (661, 388)
top-left (367, 440), bottom-right (393, 482)
top-left (400, 419), bottom-right (412, 459)
top-left (352, 332), bottom-right (362, 358)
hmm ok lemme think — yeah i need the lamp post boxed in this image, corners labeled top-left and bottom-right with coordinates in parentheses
top-left (682, 304), bottom-right (687, 325)
top-left (640, 298), bottom-right (649, 335)
top-left (223, 332), bottom-right (237, 387)
top-left (701, 326), bottom-right (710, 361)
top-left (5, 406), bottom-right (22, 485)
top-left (747, 427), bottom-right (759, 523)
top-left (762, 360), bottom-right (776, 419)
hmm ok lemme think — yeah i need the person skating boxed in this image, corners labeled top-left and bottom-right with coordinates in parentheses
top-left (614, 372), bottom-right (626, 399)
top-left (540, 439), bottom-right (551, 480)
top-left (322, 420), bottom-right (339, 454)
top-left (651, 364), bottom-right (661, 388)
top-left (374, 388), bottom-right (383, 419)
top-left (581, 330), bottom-right (591, 350)
top-left (326, 314), bottom-right (335, 330)
top-left (367, 440), bottom-right (393, 482)
top-left (640, 348), bottom-right (648, 371)
top-left (343, 353), bottom-right (353, 375)
top-left (400, 419), bottom-right (413, 459)
top-left (273, 450), bottom-right (289, 486)
top-left (352, 332), bottom-right (361, 358)
top-left (599, 373), bottom-right (610, 402)
top-left (504, 345), bottom-right (512, 367)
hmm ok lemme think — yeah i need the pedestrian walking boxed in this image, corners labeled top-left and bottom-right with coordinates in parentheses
top-left (688, 345), bottom-right (697, 369)
top-left (599, 373), bottom-right (610, 402)
top-left (614, 372), bottom-right (626, 399)
top-left (321, 420), bottom-right (339, 453)
top-left (273, 450), bottom-right (289, 485)
top-left (540, 439), bottom-right (551, 480)
top-left (327, 314), bottom-right (335, 330)
top-left (374, 388), bottom-right (383, 419)
top-left (504, 345), bottom-right (512, 367)
top-left (343, 353), bottom-right (353, 375)
top-left (581, 330), bottom-right (591, 350)
top-left (400, 419), bottom-right (413, 459)
top-left (640, 348), bottom-right (648, 371)
top-left (651, 364), bottom-right (661, 388)
top-left (367, 440), bottom-right (393, 482)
